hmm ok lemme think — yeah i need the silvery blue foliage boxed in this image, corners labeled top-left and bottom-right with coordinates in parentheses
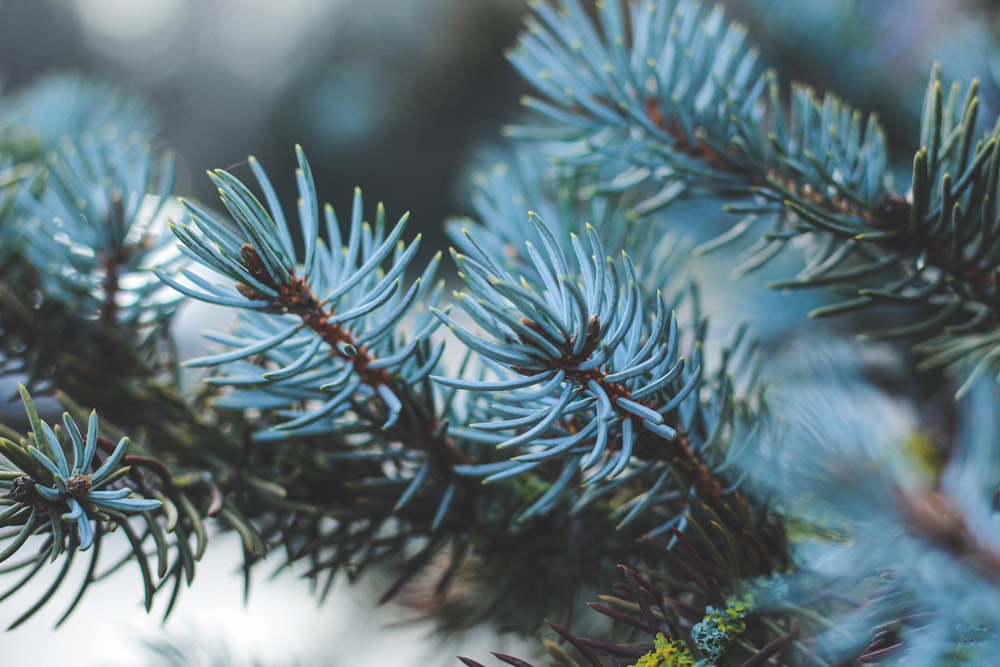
top-left (451, 148), bottom-right (697, 320)
top-left (745, 341), bottom-right (1000, 664)
top-left (438, 216), bottom-right (689, 465)
top-left (510, 0), bottom-right (890, 205)
top-left (434, 213), bottom-right (752, 526)
top-left (6, 1), bottom-right (1000, 663)
top-left (0, 74), bottom-right (158, 155)
top-left (15, 135), bottom-right (180, 328)
top-left (0, 386), bottom-right (161, 555)
top-left (156, 146), bottom-right (444, 438)
top-left (511, 0), bottom-right (1000, 398)
top-left (450, 151), bottom-right (637, 266)
top-left (0, 386), bottom-right (193, 630)
top-left (0, 73), bottom-right (181, 343)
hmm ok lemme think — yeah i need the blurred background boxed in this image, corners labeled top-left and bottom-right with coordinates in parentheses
top-left (2, 0), bottom-right (1000, 665)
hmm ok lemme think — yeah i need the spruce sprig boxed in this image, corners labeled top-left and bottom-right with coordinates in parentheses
top-left (153, 149), bottom-right (488, 595)
top-left (156, 146), bottom-right (446, 438)
top-left (150, 144), bottom-right (763, 632)
top-left (0, 386), bottom-right (189, 628)
top-left (435, 214), bottom-right (748, 531)
top-left (510, 0), bottom-right (1000, 392)
top-left (17, 135), bottom-right (179, 330)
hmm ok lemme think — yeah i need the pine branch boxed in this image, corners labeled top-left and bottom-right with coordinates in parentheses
top-left (0, 386), bottom-right (187, 626)
top-left (510, 0), bottom-right (1000, 392)
top-left (146, 142), bottom-right (775, 641)
top-left (436, 214), bottom-right (746, 526)
top-left (5, 4), bottom-right (1000, 663)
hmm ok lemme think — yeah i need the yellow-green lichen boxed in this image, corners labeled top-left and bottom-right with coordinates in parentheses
top-left (629, 633), bottom-right (698, 667)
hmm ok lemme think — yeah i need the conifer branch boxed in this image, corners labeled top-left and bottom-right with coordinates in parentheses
top-left (510, 0), bottom-right (1000, 391)
top-left (5, 2), bottom-right (1000, 664)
